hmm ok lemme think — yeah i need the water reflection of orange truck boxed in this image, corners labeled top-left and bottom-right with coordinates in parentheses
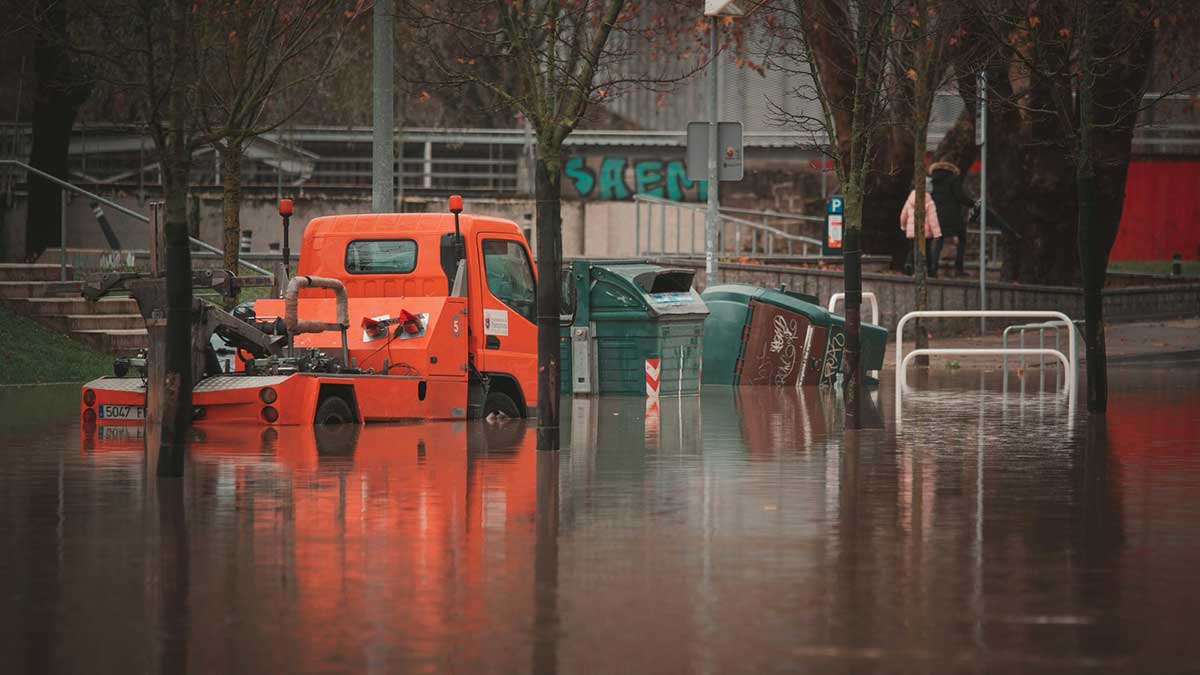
top-left (80, 420), bottom-right (541, 670)
top-left (81, 197), bottom-right (539, 427)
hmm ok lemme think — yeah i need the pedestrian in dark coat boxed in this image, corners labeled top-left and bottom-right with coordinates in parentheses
top-left (929, 160), bottom-right (974, 276)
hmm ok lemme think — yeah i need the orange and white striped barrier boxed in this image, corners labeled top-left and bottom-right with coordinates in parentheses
top-left (645, 358), bottom-right (661, 399)
top-left (644, 358), bottom-right (661, 448)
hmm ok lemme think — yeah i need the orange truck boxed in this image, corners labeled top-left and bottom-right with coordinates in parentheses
top-left (81, 197), bottom-right (539, 426)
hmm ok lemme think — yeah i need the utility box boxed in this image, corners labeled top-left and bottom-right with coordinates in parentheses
top-left (561, 261), bottom-right (708, 395)
top-left (701, 284), bottom-right (887, 387)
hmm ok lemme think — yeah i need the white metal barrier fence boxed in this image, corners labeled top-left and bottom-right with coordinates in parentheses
top-left (894, 310), bottom-right (1080, 428)
top-left (828, 291), bottom-right (880, 379)
top-left (827, 291), bottom-right (879, 326)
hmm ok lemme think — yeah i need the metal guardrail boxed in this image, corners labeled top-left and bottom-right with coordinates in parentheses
top-left (1002, 320), bottom-right (1075, 394)
top-left (1002, 320), bottom-right (1074, 372)
top-left (633, 194), bottom-right (823, 259)
top-left (0, 159), bottom-right (270, 278)
top-left (894, 310), bottom-right (1080, 429)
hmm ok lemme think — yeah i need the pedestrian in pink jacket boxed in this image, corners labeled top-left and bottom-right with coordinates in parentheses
top-left (900, 187), bottom-right (943, 277)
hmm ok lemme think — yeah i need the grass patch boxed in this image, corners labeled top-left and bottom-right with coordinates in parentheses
top-left (1109, 260), bottom-right (1200, 277)
top-left (0, 305), bottom-right (113, 385)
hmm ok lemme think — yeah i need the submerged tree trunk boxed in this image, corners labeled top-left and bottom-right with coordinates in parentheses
top-left (534, 144), bottom-right (564, 451)
top-left (219, 141), bottom-right (243, 306)
top-left (1075, 0), bottom-right (1153, 414)
top-left (912, 122), bottom-right (930, 367)
top-left (25, 0), bottom-right (92, 260)
top-left (1077, 104), bottom-right (1107, 414)
top-left (159, 0), bottom-right (195, 478)
top-left (842, 184), bottom-right (863, 430)
top-left (1077, 169), bottom-right (1106, 413)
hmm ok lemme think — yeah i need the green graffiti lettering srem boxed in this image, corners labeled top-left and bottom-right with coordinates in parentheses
top-left (635, 160), bottom-right (664, 197)
top-left (564, 157), bottom-right (595, 197)
top-left (665, 160), bottom-right (695, 202)
top-left (564, 156), bottom-right (706, 201)
top-left (598, 158), bottom-right (630, 200)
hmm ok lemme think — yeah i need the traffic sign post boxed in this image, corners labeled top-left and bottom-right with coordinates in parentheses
top-left (692, 0), bottom-right (745, 284)
top-left (686, 122), bottom-right (744, 182)
top-left (686, 115), bottom-right (744, 282)
top-left (824, 195), bottom-right (845, 257)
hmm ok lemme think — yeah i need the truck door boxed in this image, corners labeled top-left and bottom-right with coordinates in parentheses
top-left (472, 234), bottom-right (538, 405)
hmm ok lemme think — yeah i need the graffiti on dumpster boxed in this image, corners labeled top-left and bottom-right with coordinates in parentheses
top-left (767, 315), bottom-right (800, 385)
top-left (564, 156), bottom-right (709, 202)
top-left (820, 329), bottom-right (846, 386)
top-left (740, 301), bottom-right (827, 387)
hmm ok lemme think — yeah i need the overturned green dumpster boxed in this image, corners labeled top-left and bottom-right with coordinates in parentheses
top-left (701, 284), bottom-right (887, 386)
top-left (561, 261), bottom-right (707, 395)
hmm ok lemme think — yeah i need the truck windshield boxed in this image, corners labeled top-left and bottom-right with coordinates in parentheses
top-left (345, 240), bottom-right (418, 274)
top-left (482, 239), bottom-right (536, 323)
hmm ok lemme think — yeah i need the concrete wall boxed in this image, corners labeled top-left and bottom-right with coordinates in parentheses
top-left (662, 259), bottom-right (1200, 334)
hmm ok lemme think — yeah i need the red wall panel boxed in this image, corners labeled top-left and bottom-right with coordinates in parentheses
top-left (1111, 160), bottom-right (1200, 261)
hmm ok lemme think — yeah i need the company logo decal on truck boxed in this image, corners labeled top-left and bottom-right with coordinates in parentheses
top-left (483, 309), bottom-right (509, 336)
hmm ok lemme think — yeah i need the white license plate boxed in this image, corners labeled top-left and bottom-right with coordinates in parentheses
top-left (98, 425), bottom-right (145, 440)
top-left (98, 404), bottom-right (146, 421)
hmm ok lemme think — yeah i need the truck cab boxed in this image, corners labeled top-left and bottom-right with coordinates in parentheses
top-left (272, 206), bottom-right (538, 417)
top-left (81, 199), bottom-right (538, 426)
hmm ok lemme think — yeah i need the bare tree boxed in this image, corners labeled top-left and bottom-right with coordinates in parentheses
top-left (967, 0), bottom-right (1189, 413)
top-left (22, 0), bottom-right (94, 260)
top-left (893, 0), bottom-right (973, 362)
top-left (764, 0), bottom-right (904, 429)
top-left (192, 0), bottom-right (362, 291)
top-left (398, 0), bottom-right (700, 450)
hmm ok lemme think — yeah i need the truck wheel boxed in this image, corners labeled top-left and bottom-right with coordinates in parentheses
top-left (314, 395), bottom-right (355, 425)
top-left (483, 391), bottom-right (520, 420)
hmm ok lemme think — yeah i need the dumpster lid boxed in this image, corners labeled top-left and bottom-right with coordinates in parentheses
top-left (701, 283), bottom-right (833, 324)
top-left (590, 263), bottom-right (709, 317)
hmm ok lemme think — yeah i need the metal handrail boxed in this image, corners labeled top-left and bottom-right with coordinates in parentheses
top-left (720, 212), bottom-right (823, 246)
top-left (633, 194), bottom-right (822, 258)
top-left (0, 159), bottom-right (270, 277)
top-left (717, 205), bottom-right (825, 224)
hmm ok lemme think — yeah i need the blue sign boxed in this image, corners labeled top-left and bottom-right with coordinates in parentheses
top-left (824, 195), bottom-right (845, 257)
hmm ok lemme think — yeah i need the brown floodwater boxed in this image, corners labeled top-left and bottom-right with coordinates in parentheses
top-left (2, 363), bottom-right (1199, 673)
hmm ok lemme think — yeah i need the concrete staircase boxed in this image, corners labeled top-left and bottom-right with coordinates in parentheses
top-left (0, 263), bottom-right (147, 356)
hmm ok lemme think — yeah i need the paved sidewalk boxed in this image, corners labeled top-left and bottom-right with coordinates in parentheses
top-left (882, 318), bottom-right (1200, 369)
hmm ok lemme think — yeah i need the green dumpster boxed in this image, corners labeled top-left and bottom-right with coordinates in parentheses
top-left (561, 261), bottom-right (708, 395)
top-left (701, 284), bottom-right (887, 386)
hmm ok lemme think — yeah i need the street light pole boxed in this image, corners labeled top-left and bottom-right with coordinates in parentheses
top-left (705, 15), bottom-right (720, 284)
top-left (978, 71), bottom-right (988, 335)
top-left (372, 0), bottom-right (394, 213)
